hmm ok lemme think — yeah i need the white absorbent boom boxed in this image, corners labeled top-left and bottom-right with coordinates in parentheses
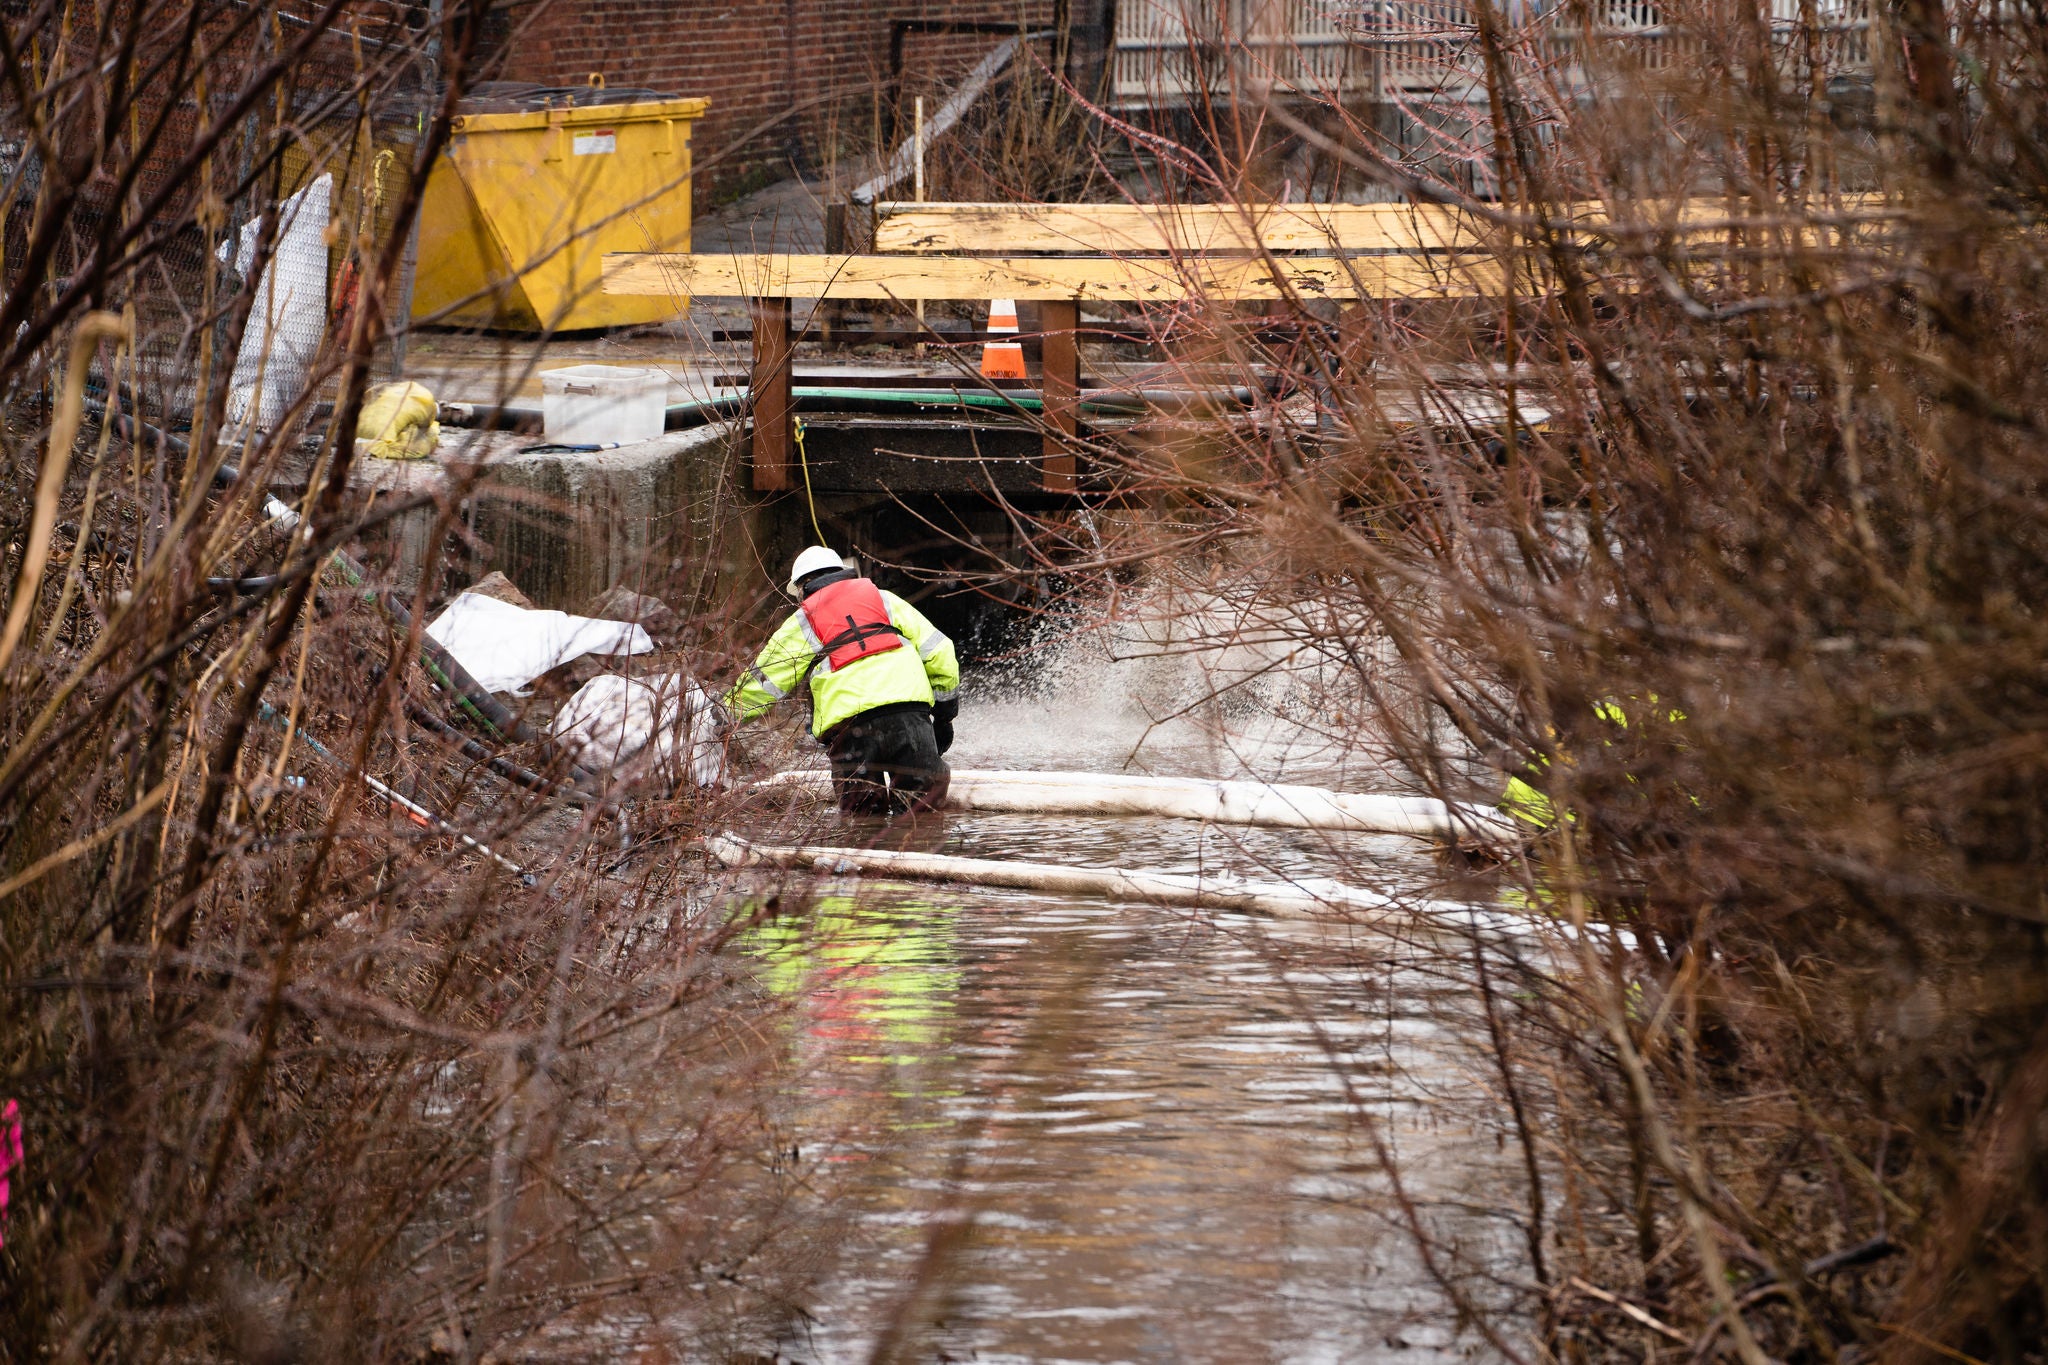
top-left (752, 768), bottom-right (1515, 841)
top-left (703, 833), bottom-right (1419, 920)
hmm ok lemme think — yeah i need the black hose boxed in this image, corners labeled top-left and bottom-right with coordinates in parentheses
top-left (436, 401), bottom-right (545, 431)
top-left (406, 701), bottom-right (588, 804)
top-left (95, 403), bottom-right (192, 456)
top-left (204, 574), bottom-right (284, 594)
top-left (436, 383), bottom-right (1265, 435)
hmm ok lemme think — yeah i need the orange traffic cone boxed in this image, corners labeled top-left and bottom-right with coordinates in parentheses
top-left (980, 298), bottom-right (1027, 380)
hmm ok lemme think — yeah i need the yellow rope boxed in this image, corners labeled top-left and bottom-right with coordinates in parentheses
top-left (794, 416), bottom-right (825, 542)
top-left (365, 148), bottom-right (393, 219)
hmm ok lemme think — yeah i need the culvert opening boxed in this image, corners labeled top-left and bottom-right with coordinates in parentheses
top-left (824, 495), bottom-right (1053, 663)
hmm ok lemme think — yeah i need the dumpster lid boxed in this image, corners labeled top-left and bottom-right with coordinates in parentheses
top-left (460, 81), bottom-right (683, 113)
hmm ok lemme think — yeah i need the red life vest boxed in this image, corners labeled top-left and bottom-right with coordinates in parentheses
top-left (799, 576), bottom-right (905, 673)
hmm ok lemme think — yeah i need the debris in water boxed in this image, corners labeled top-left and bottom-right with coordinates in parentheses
top-left (751, 767), bottom-right (1516, 840)
top-left (702, 831), bottom-right (1426, 920)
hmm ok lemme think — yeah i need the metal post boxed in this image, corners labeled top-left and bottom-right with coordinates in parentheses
top-left (390, 208), bottom-right (423, 379)
top-left (821, 203), bottom-right (847, 349)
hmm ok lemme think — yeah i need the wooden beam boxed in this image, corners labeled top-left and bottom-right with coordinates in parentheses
top-left (1039, 298), bottom-right (1079, 493)
top-left (749, 298), bottom-right (793, 492)
top-left (869, 195), bottom-right (1900, 255)
top-left (875, 201), bottom-right (1480, 254)
top-left (604, 252), bottom-right (1501, 302)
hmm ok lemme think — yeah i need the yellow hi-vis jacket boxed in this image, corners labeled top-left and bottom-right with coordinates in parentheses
top-left (1499, 697), bottom-right (1687, 828)
top-left (724, 583), bottom-right (960, 737)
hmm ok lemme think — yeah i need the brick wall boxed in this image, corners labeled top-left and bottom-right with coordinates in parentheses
top-left (491, 0), bottom-right (1064, 201)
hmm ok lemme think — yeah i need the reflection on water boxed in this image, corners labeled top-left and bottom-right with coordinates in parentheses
top-left (752, 896), bottom-right (964, 1067)
top-left (741, 803), bottom-right (1523, 1364)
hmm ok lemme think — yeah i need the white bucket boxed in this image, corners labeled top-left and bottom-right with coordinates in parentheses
top-left (540, 364), bottom-right (666, 445)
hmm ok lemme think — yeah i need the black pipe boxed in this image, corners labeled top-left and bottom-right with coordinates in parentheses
top-left (436, 383), bottom-right (1267, 435)
top-left (405, 700), bottom-right (588, 804)
top-left (436, 400), bottom-right (542, 432)
top-left (102, 405), bottom-right (190, 455)
top-left (205, 574), bottom-right (284, 594)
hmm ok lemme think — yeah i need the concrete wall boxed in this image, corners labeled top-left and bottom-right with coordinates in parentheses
top-left (339, 418), bottom-right (1048, 655)
top-left (466, 425), bottom-right (737, 610)
top-left (492, 0), bottom-right (1063, 200)
top-left (343, 424), bottom-right (760, 615)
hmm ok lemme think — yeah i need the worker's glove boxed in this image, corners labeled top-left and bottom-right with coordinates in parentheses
top-left (932, 696), bottom-right (958, 755)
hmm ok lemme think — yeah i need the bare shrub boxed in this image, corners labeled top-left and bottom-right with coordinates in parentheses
top-left (0, 4), bottom-right (852, 1357)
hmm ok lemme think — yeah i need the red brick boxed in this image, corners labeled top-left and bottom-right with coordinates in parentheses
top-left (493, 1), bottom-right (1060, 200)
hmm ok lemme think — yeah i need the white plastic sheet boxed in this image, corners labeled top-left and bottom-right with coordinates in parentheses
top-left (218, 174), bottom-right (331, 430)
top-left (551, 673), bottom-right (728, 788)
top-left (424, 592), bottom-right (653, 694)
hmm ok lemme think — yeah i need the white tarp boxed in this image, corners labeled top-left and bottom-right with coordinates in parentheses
top-left (218, 174), bottom-right (331, 430)
top-left (550, 673), bottom-right (729, 788)
top-left (424, 592), bottom-right (654, 694)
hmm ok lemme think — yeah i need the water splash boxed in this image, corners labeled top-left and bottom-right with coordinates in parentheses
top-left (953, 574), bottom-right (1431, 790)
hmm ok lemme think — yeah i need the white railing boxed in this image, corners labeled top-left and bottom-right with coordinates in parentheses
top-left (1112, 0), bottom-right (1382, 102)
top-left (1109, 0), bottom-right (1872, 105)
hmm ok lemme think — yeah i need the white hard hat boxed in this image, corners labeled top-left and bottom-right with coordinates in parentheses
top-left (787, 544), bottom-right (846, 595)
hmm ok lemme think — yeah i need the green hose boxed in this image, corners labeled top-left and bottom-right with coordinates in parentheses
top-left (791, 386), bottom-right (1043, 411)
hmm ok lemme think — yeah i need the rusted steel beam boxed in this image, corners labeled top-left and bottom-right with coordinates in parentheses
top-left (1039, 298), bottom-right (1080, 493)
top-left (748, 297), bottom-right (794, 492)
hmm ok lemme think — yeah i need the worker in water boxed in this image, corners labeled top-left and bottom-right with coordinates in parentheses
top-left (1498, 696), bottom-right (1690, 830)
top-left (724, 545), bottom-right (960, 816)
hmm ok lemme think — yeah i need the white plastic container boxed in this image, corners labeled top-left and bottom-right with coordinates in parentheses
top-left (540, 365), bottom-right (666, 445)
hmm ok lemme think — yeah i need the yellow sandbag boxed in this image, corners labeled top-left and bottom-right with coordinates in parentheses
top-left (356, 381), bottom-right (440, 459)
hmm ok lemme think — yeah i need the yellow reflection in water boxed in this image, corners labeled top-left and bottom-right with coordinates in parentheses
top-left (745, 893), bottom-right (966, 1071)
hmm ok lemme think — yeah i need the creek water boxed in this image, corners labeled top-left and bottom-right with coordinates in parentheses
top-left (734, 652), bottom-right (1529, 1363)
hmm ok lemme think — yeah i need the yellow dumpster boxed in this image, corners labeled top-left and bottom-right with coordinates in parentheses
top-left (411, 82), bottom-right (707, 331)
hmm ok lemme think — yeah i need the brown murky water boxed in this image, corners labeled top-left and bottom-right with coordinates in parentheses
top-left (740, 705), bottom-right (1527, 1363)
